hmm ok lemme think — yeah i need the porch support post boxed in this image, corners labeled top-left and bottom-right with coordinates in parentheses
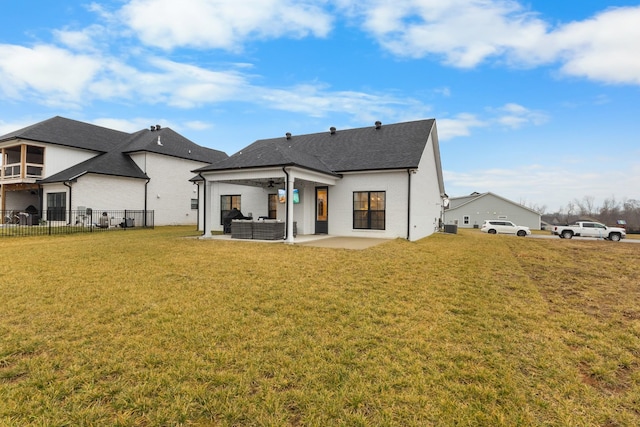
top-left (201, 178), bottom-right (212, 238)
top-left (1, 183), bottom-right (5, 214)
top-left (285, 169), bottom-right (295, 244)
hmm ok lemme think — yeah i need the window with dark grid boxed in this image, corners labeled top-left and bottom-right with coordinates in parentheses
top-left (353, 191), bottom-right (385, 230)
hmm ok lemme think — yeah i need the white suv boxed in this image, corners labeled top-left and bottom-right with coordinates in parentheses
top-left (481, 220), bottom-right (531, 237)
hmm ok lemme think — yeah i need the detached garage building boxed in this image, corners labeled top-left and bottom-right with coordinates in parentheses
top-left (444, 192), bottom-right (541, 230)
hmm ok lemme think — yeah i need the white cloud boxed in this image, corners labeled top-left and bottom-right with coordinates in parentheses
top-left (434, 87), bottom-right (451, 97)
top-left (346, 0), bottom-right (547, 67)
top-left (184, 120), bottom-right (214, 131)
top-left (492, 103), bottom-right (548, 129)
top-left (345, 1), bottom-right (640, 85)
top-left (547, 7), bottom-right (640, 85)
top-left (0, 39), bottom-right (429, 125)
top-left (0, 118), bottom-right (38, 137)
top-left (91, 117), bottom-right (155, 133)
top-left (253, 83), bottom-right (431, 123)
top-left (436, 113), bottom-right (485, 140)
top-left (119, 0), bottom-right (333, 50)
top-left (140, 58), bottom-right (251, 107)
top-left (0, 42), bottom-right (252, 108)
top-left (435, 103), bottom-right (548, 141)
top-left (0, 44), bottom-right (102, 106)
top-left (53, 25), bottom-right (108, 53)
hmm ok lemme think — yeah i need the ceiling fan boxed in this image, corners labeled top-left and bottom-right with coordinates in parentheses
top-left (267, 180), bottom-right (275, 188)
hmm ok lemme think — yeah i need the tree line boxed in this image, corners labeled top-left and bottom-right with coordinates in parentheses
top-left (530, 196), bottom-right (640, 233)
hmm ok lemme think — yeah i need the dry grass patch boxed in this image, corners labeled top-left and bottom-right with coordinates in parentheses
top-left (1, 227), bottom-right (639, 426)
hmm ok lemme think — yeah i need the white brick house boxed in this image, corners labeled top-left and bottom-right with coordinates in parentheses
top-left (0, 116), bottom-right (227, 226)
top-left (194, 119), bottom-right (446, 242)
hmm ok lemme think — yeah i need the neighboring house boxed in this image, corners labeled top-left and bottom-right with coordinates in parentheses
top-left (194, 119), bottom-right (446, 242)
top-left (444, 191), bottom-right (541, 230)
top-left (0, 116), bottom-right (227, 226)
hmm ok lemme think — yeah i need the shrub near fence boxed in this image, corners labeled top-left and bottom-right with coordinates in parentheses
top-left (0, 209), bottom-right (154, 237)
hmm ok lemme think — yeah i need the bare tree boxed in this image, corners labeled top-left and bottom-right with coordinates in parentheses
top-left (622, 198), bottom-right (640, 232)
top-left (574, 196), bottom-right (597, 218)
top-left (565, 201), bottom-right (576, 222)
top-left (599, 196), bottom-right (620, 225)
top-left (528, 203), bottom-right (547, 215)
top-left (534, 195), bottom-right (639, 233)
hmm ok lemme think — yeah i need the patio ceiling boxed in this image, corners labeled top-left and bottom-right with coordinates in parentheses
top-left (200, 165), bottom-right (340, 188)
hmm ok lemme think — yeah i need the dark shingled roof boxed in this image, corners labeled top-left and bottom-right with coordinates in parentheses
top-left (122, 127), bottom-right (228, 164)
top-left (39, 150), bottom-right (149, 183)
top-left (0, 116), bottom-right (229, 182)
top-left (196, 119), bottom-right (435, 174)
top-left (0, 116), bottom-right (128, 152)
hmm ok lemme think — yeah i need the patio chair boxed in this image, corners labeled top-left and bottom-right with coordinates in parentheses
top-left (3, 210), bottom-right (19, 224)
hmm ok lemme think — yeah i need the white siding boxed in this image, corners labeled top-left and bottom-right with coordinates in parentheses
top-left (218, 184), bottom-right (267, 222)
top-left (410, 133), bottom-right (444, 241)
top-left (44, 144), bottom-right (99, 178)
top-left (202, 183), bottom-right (270, 232)
top-left (69, 175), bottom-right (145, 211)
top-left (130, 152), bottom-right (209, 226)
top-left (329, 170), bottom-right (409, 239)
top-left (291, 182), bottom-right (312, 235)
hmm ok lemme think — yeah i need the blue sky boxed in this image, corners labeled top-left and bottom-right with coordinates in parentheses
top-left (1, 0), bottom-right (639, 212)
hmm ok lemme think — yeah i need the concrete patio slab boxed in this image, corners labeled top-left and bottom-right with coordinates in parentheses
top-left (295, 236), bottom-right (393, 250)
top-left (201, 233), bottom-right (392, 250)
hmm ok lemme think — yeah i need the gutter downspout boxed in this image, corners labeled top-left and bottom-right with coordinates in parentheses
top-left (407, 169), bottom-right (412, 241)
top-left (198, 173), bottom-right (207, 237)
top-left (63, 181), bottom-right (72, 225)
top-left (144, 178), bottom-right (150, 227)
top-left (282, 166), bottom-right (290, 241)
top-left (194, 183), bottom-right (200, 231)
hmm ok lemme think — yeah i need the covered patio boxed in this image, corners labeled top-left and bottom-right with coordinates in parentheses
top-left (197, 164), bottom-right (340, 244)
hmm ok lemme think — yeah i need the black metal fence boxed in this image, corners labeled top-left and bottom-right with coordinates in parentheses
top-left (1, 209), bottom-right (154, 237)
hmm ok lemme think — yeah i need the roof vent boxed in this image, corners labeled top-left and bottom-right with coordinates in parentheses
top-left (150, 125), bottom-right (156, 131)
top-left (157, 135), bottom-right (163, 146)
top-left (330, 126), bottom-right (336, 135)
top-left (375, 121), bottom-right (382, 129)
top-left (285, 132), bottom-right (292, 140)
top-left (156, 124), bottom-right (161, 130)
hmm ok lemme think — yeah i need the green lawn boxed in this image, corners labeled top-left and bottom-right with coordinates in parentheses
top-left (1, 227), bottom-right (639, 426)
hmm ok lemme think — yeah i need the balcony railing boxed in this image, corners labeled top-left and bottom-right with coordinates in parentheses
top-left (26, 163), bottom-right (44, 178)
top-left (2, 164), bottom-right (21, 179)
top-left (1, 163), bottom-right (44, 180)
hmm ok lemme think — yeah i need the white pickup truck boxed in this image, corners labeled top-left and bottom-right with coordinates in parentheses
top-left (552, 221), bottom-right (626, 241)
